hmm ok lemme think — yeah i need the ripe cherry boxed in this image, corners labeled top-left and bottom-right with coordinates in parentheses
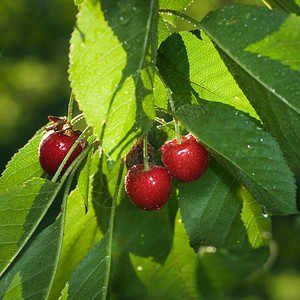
top-left (39, 130), bottom-right (85, 176)
top-left (161, 133), bottom-right (209, 182)
top-left (125, 164), bottom-right (172, 210)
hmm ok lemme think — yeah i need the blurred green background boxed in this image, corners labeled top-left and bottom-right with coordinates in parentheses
top-left (1, 0), bottom-right (300, 299)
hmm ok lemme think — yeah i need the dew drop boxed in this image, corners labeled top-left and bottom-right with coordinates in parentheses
top-left (262, 212), bottom-right (270, 218)
top-left (123, 40), bottom-right (131, 50)
top-left (257, 54), bottom-right (261, 58)
top-left (252, 172), bottom-right (255, 176)
top-left (137, 266), bottom-right (143, 271)
top-left (260, 138), bottom-right (264, 142)
top-left (119, 14), bottom-right (131, 25)
top-left (247, 145), bottom-right (251, 149)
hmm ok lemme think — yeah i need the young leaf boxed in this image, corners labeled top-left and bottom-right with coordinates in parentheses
top-left (69, 0), bottom-right (159, 161)
top-left (175, 103), bottom-right (297, 216)
top-left (0, 178), bottom-right (59, 277)
top-left (200, 5), bottom-right (300, 167)
top-left (239, 187), bottom-right (272, 248)
top-left (0, 130), bottom-right (44, 192)
top-left (49, 187), bottom-right (103, 300)
top-left (178, 159), bottom-right (250, 250)
top-left (157, 30), bottom-right (258, 118)
top-left (130, 210), bottom-right (202, 300)
top-left (0, 213), bottom-right (65, 299)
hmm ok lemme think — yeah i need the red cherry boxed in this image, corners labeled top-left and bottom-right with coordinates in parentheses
top-left (161, 133), bottom-right (209, 182)
top-left (125, 164), bottom-right (172, 211)
top-left (39, 130), bottom-right (85, 176)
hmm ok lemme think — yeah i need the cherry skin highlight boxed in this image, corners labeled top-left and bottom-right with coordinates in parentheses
top-left (161, 133), bottom-right (209, 182)
top-left (125, 164), bottom-right (172, 210)
top-left (39, 130), bottom-right (85, 176)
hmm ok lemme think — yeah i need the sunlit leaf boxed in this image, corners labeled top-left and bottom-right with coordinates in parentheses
top-left (0, 130), bottom-right (44, 193)
top-left (239, 186), bottom-right (272, 248)
top-left (69, 0), bottom-right (158, 161)
top-left (159, 0), bottom-right (193, 25)
top-left (200, 5), bottom-right (300, 167)
top-left (157, 30), bottom-right (258, 118)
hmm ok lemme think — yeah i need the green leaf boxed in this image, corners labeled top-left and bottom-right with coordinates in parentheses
top-left (111, 195), bottom-right (176, 299)
top-left (178, 159), bottom-right (250, 250)
top-left (198, 246), bottom-right (270, 293)
top-left (0, 130), bottom-right (44, 193)
top-left (74, 0), bottom-right (83, 6)
top-left (67, 234), bottom-right (109, 299)
top-left (49, 187), bottom-right (103, 300)
top-left (157, 30), bottom-right (258, 118)
top-left (175, 103), bottom-right (297, 215)
top-left (77, 145), bottom-right (94, 210)
top-left (159, 0), bottom-right (193, 26)
top-left (0, 178), bottom-right (59, 277)
top-left (200, 5), bottom-right (300, 167)
top-left (130, 210), bottom-right (202, 300)
top-left (239, 187), bottom-right (272, 248)
top-left (0, 214), bottom-right (64, 299)
top-left (69, 0), bottom-right (159, 161)
top-left (158, 16), bottom-right (171, 46)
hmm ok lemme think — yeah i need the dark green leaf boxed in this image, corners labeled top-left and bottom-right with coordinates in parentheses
top-left (69, 0), bottom-right (159, 161)
top-left (175, 103), bottom-right (297, 215)
top-left (0, 214), bottom-right (64, 299)
top-left (0, 178), bottom-right (59, 276)
top-left (200, 5), bottom-right (300, 167)
top-left (179, 159), bottom-right (250, 250)
top-left (198, 246), bottom-right (270, 293)
top-left (67, 234), bottom-right (109, 299)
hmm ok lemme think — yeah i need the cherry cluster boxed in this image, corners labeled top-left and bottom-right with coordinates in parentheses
top-left (38, 116), bottom-right (209, 212)
top-left (125, 134), bottom-right (209, 211)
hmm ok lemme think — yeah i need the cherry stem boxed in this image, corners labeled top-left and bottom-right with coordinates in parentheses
top-left (104, 157), bottom-right (124, 299)
top-left (67, 91), bottom-right (75, 125)
top-left (143, 136), bottom-right (150, 172)
top-left (155, 68), bottom-right (183, 144)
